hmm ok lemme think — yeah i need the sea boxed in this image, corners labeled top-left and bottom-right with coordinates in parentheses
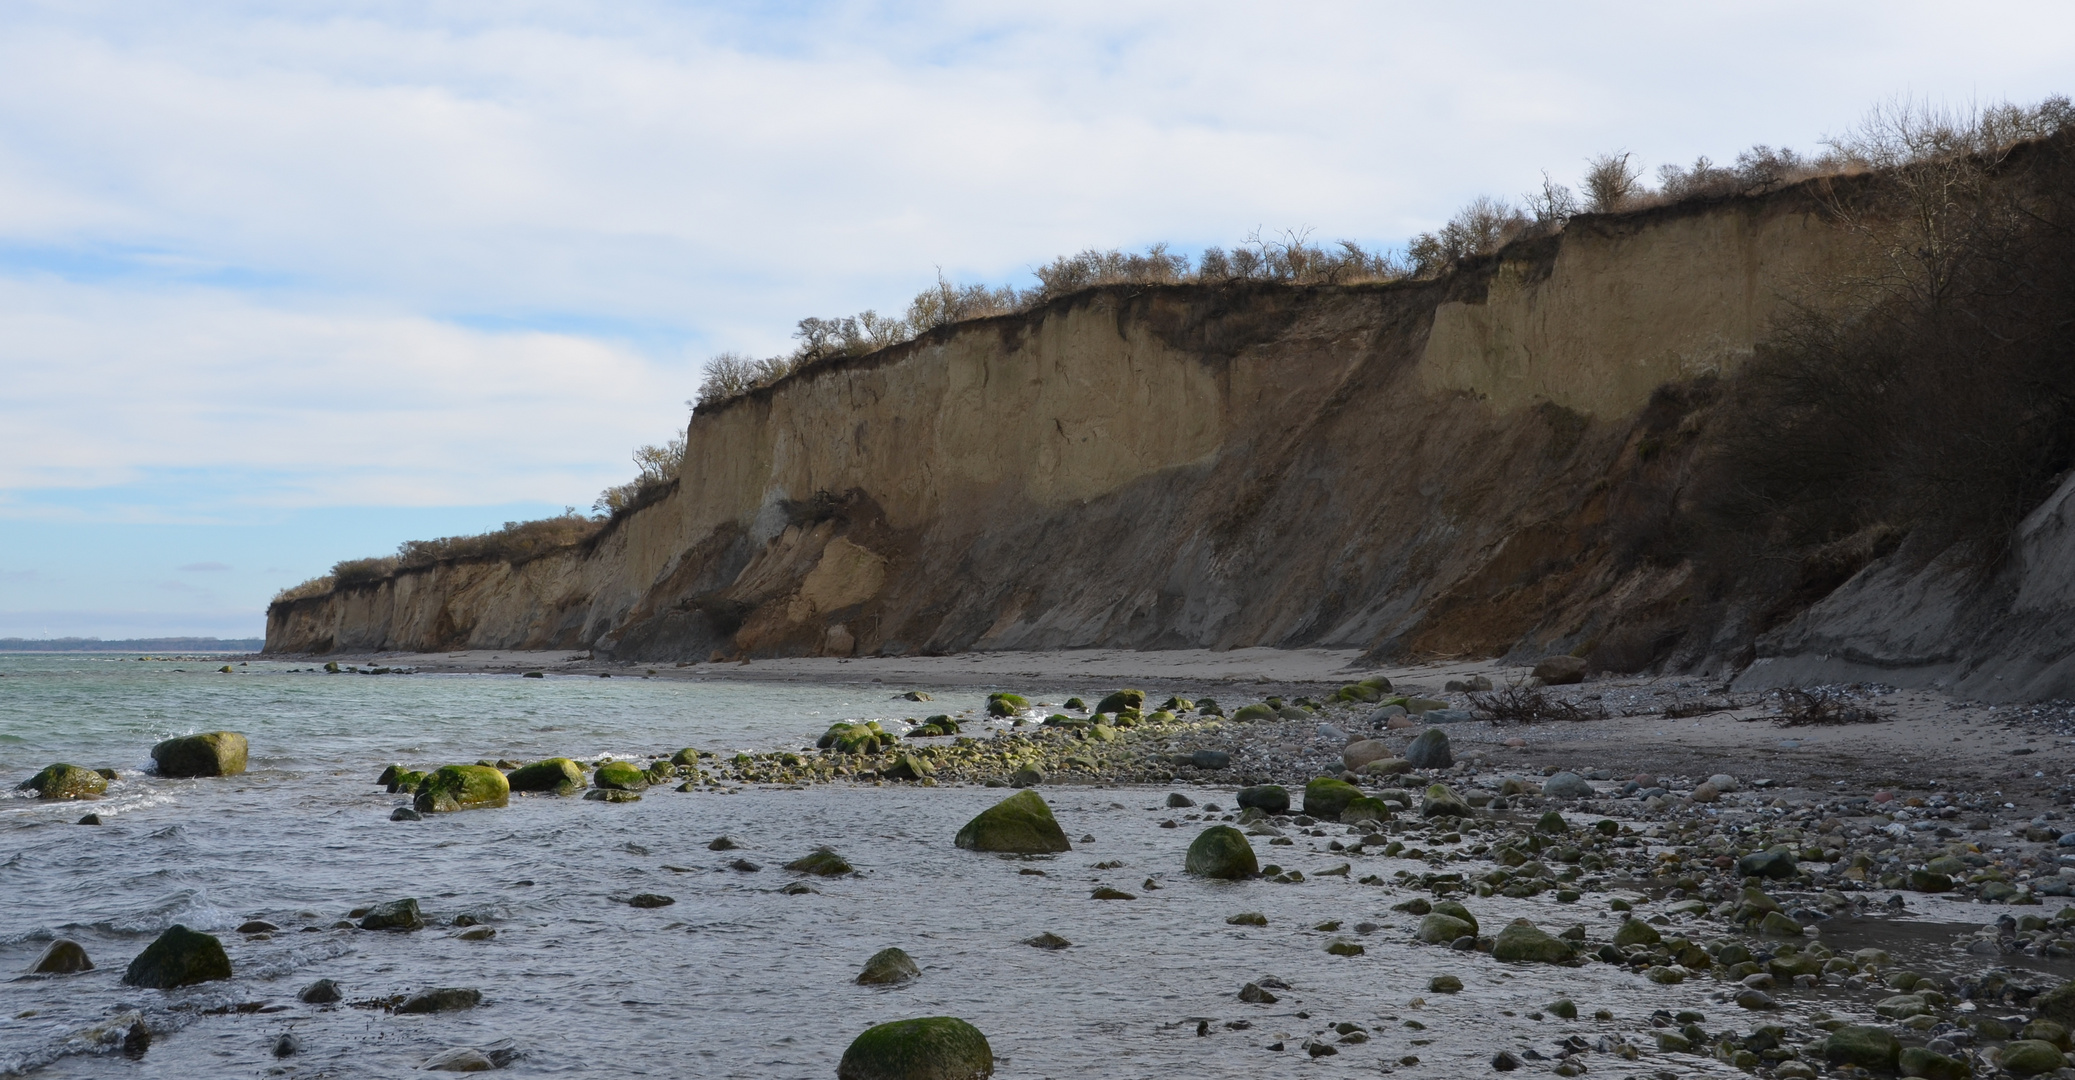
top-left (0, 653), bottom-right (1888, 1078)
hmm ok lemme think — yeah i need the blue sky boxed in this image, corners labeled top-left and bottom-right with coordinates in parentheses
top-left (4, 0), bottom-right (2074, 638)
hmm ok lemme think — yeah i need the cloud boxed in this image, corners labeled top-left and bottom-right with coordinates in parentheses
top-left (177, 561), bottom-right (231, 572)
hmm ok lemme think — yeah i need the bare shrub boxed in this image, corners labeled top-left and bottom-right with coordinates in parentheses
top-left (594, 431), bottom-right (687, 515)
top-left (394, 511), bottom-right (603, 569)
top-left (1523, 172), bottom-right (1578, 228)
top-left (1408, 196), bottom-right (1532, 277)
top-left (1750, 688), bottom-right (1889, 726)
top-left (1469, 686), bottom-right (1608, 724)
top-left (272, 575), bottom-right (335, 603)
top-left (331, 556), bottom-right (400, 588)
top-left (1582, 151), bottom-right (1644, 213)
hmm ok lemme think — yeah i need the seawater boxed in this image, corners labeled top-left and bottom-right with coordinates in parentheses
top-left (3, 655), bottom-right (1807, 1078)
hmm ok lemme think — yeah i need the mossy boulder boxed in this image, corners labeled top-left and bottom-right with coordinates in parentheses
top-left (2034, 979), bottom-right (2075, 1026)
top-left (1334, 682), bottom-right (1384, 703)
top-left (591, 760), bottom-right (650, 791)
top-left (820, 721), bottom-right (896, 754)
top-left (838, 1016), bottom-right (993, 1080)
top-left (414, 765), bottom-right (510, 813)
top-left (1185, 825), bottom-right (1258, 879)
top-left (18, 763), bottom-right (108, 800)
top-left (787, 847), bottom-right (856, 876)
top-left (385, 768), bottom-right (429, 794)
top-left (985, 693), bottom-right (1030, 717)
top-left (121, 925), bottom-right (230, 988)
top-left (1414, 913), bottom-right (1474, 944)
top-left (1491, 919), bottom-right (1572, 963)
top-left (2002, 1040), bottom-right (2068, 1077)
top-left (150, 731), bottom-right (248, 778)
top-left (1339, 796), bottom-right (1393, 825)
top-left (857, 947), bottom-right (921, 985)
top-left (882, 754), bottom-right (935, 782)
top-left (506, 758), bottom-right (583, 794)
top-left (30, 939), bottom-right (93, 974)
top-left (1420, 783), bottom-right (1470, 818)
top-left (1821, 1024), bottom-right (1899, 1069)
top-left (908, 715), bottom-right (960, 738)
top-left (669, 747), bottom-right (704, 766)
top-left (1612, 917), bottom-right (1661, 948)
top-left (955, 790), bottom-right (1071, 854)
top-left (1235, 784), bottom-right (1290, 814)
top-left (1898, 1047), bottom-right (1969, 1080)
top-left (1231, 703), bottom-right (1278, 722)
top-left (1431, 900), bottom-right (1477, 935)
top-left (1094, 689), bottom-right (1145, 714)
top-left (1302, 777), bottom-right (1362, 819)
top-left (359, 898), bottom-right (425, 931)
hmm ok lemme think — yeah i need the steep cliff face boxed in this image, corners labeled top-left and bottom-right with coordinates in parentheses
top-left (265, 185), bottom-right (1872, 671)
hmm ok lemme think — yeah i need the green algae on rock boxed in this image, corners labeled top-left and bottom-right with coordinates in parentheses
top-left (1490, 919), bottom-right (1571, 963)
top-left (838, 1016), bottom-right (993, 1080)
top-left (1093, 689), bottom-right (1144, 714)
top-left (820, 721), bottom-right (897, 754)
top-left (1413, 913), bottom-right (1474, 945)
top-left (414, 765), bottom-right (510, 813)
top-left (360, 898), bottom-right (425, 931)
top-left (150, 731), bottom-right (248, 777)
top-left (506, 757), bottom-right (584, 794)
top-left (1420, 783), bottom-right (1470, 818)
top-left (1185, 825), bottom-right (1258, 879)
top-left (786, 847), bottom-right (856, 876)
top-left (18, 763), bottom-right (107, 800)
top-left (122, 925), bottom-right (231, 988)
top-left (857, 947), bottom-right (921, 985)
top-left (1301, 777), bottom-right (1362, 819)
top-left (591, 759), bottom-right (649, 791)
top-left (1820, 1024), bottom-right (1899, 1069)
top-left (955, 790), bottom-right (1071, 854)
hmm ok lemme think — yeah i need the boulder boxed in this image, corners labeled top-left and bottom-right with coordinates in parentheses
top-left (1190, 749), bottom-right (1231, 770)
top-left (985, 693), bottom-right (1030, 717)
top-left (882, 754), bottom-right (935, 782)
top-left (1022, 932), bottom-right (1071, 949)
top-left (1820, 1024), bottom-right (1899, 1069)
top-left (18, 763), bottom-right (107, 800)
top-left (1490, 919), bottom-right (1572, 963)
top-left (1185, 825), bottom-right (1259, 879)
top-left (820, 720), bottom-right (897, 754)
top-left (506, 758), bottom-right (583, 794)
top-left (1413, 914), bottom-right (1474, 944)
top-left (1343, 739), bottom-right (1396, 771)
top-left (2035, 979), bottom-right (2075, 1026)
top-left (29, 939), bottom-right (92, 974)
top-left (1532, 655), bottom-right (1588, 684)
top-left (591, 760), bottom-right (649, 791)
top-left (1008, 766), bottom-right (1044, 788)
top-left (1739, 849), bottom-right (1799, 880)
top-left (670, 747), bottom-right (705, 766)
top-left (1339, 797), bottom-right (1393, 825)
top-left (414, 765), bottom-right (510, 813)
top-left (584, 788), bottom-right (640, 803)
top-left (150, 732), bottom-right (248, 777)
top-left (422, 1048), bottom-right (496, 1072)
top-left (1540, 772), bottom-right (1593, 798)
top-left (1359, 758), bottom-right (1414, 777)
top-left (1230, 703), bottom-right (1278, 722)
top-left (121, 925), bottom-right (231, 988)
top-left (1612, 917), bottom-right (1660, 948)
top-left (857, 947), bottom-right (921, 985)
top-left (1301, 777), bottom-right (1362, 819)
top-left (955, 791), bottom-right (1071, 854)
top-left (786, 848), bottom-right (856, 876)
top-left (838, 1016), bottom-right (994, 1080)
top-left (1420, 783), bottom-right (1471, 818)
top-left (299, 978), bottom-right (341, 1003)
top-left (1899, 1047), bottom-right (1970, 1080)
top-left (1431, 900), bottom-right (1477, 935)
top-left (1403, 728), bottom-right (1453, 769)
top-left (397, 988), bottom-right (481, 1014)
top-left (1094, 689), bottom-right (1145, 714)
top-left (361, 898), bottom-right (425, 931)
top-left (2003, 1040), bottom-right (2070, 1077)
top-left (1235, 785), bottom-right (1290, 814)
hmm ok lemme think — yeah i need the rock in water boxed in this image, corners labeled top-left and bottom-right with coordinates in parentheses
top-left (360, 898), bottom-right (425, 932)
top-left (1301, 777), bottom-right (1362, 819)
top-left (2001, 1040), bottom-right (2066, 1077)
top-left (506, 758), bottom-right (584, 794)
top-left (1021, 932), bottom-right (1071, 949)
top-left (1184, 825), bottom-right (1258, 879)
top-left (121, 925), bottom-right (231, 988)
top-left (397, 988), bottom-right (482, 1014)
top-left (29, 939), bottom-right (92, 974)
top-left (786, 847), bottom-right (856, 876)
top-left (1821, 1024), bottom-right (1900, 1069)
top-left (954, 791), bottom-right (1071, 854)
top-left (1094, 689), bottom-right (1144, 714)
top-left (1165, 792), bottom-right (1195, 808)
top-left (1612, 917), bottom-right (1660, 948)
top-left (413, 765), bottom-right (510, 813)
top-left (1403, 728), bottom-right (1452, 769)
top-left (422, 1048), bottom-right (495, 1072)
top-left (1540, 772), bottom-right (1593, 798)
top-left (857, 947), bottom-right (921, 985)
top-left (1235, 785), bottom-right (1290, 814)
top-left (838, 1016), bottom-right (993, 1080)
top-left (2035, 980), bottom-right (2075, 1026)
top-left (590, 759), bottom-right (650, 791)
top-left (1413, 914), bottom-right (1474, 944)
top-left (17, 763), bottom-right (108, 800)
top-left (882, 754), bottom-right (934, 782)
top-left (1339, 797), bottom-right (1393, 825)
top-left (299, 978), bottom-right (342, 1004)
top-left (1532, 655), bottom-right (1587, 684)
top-left (150, 732), bottom-right (248, 777)
top-left (1490, 919), bottom-right (1571, 963)
top-left (1419, 783), bottom-right (1470, 818)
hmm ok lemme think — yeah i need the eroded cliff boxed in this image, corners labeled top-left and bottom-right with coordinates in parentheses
top-left (271, 178), bottom-right (1900, 678)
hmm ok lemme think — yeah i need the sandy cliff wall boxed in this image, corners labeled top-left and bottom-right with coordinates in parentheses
top-left (268, 185), bottom-right (1903, 678)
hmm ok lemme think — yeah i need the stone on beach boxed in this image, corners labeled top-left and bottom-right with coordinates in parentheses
top-left (590, 760), bottom-right (650, 791)
top-left (1419, 783), bottom-right (1470, 818)
top-left (18, 763), bottom-right (108, 800)
top-left (414, 765), bottom-right (510, 813)
top-left (1342, 739), bottom-right (1395, 771)
top-left (955, 791), bottom-right (1071, 854)
top-left (838, 1016), bottom-right (994, 1080)
top-left (1301, 777), bottom-right (1362, 819)
top-left (1532, 655), bottom-right (1587, 684)
top-left (1403, 728), bottom-right (1452, 769)
top-left (1539, 772), bottom-right (1593, 798)
top-left (1235, 785), bottom-right (1290, 814)
top-left (1490, 919), bottom-right (1571, 963)
top-left (121, 925), bottom-right (231, 988)
top-left (1185, 825), bottom-right (1259, 879)
top-left (150, 731), bottom-right (249, 777)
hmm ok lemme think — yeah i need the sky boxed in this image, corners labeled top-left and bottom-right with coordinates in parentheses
top-left (3, 1), bottom-right (2073, 639)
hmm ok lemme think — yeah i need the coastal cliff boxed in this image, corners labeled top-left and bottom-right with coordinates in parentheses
top-left (267, 147), bottom-right (2075, 700)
